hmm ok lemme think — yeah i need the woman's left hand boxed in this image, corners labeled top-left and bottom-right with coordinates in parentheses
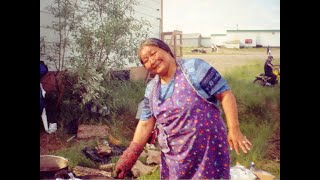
top-left (227, 128), bottom-right (252, 155)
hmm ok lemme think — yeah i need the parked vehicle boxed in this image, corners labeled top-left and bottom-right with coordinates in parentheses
top-left (191, 48), bottom-right (206, 53)
top-left (253, 66), bottom-right (280, 86)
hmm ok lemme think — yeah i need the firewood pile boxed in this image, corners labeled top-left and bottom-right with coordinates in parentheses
top-left (72, 165), bottom-right (113, 179)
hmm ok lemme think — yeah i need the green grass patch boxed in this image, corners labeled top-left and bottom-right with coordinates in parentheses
top-left (47, 60), bottom-right (280, 179)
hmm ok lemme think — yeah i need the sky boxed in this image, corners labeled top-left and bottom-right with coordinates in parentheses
top-left (163, 0), bottom-right (280, 36)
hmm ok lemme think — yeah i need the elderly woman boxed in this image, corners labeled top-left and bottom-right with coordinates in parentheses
top-left (115, 38), bottom-right (252, 179)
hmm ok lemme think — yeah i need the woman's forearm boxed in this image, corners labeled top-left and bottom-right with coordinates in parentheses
top-left (219, 90), bottom-right (239, 131)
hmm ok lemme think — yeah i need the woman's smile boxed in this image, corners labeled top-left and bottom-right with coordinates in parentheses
top-left (152, 60), bottom-right (161, 70)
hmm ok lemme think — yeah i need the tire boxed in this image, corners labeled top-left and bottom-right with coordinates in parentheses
top-left (253, 78), bottom-right (265, 86)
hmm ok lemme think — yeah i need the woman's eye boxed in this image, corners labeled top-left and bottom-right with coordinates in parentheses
top-left (142, 59), bottom-right (148, 64)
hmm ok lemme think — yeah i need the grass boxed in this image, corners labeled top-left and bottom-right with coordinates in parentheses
top-left (138, 168), bottom-right (160, 179)
top-left (223, 63), bottom-right (280, 179)
top-left (45, 54), bottom-right (280, 180)
top-left (53, 138), bottom-right (98, 169)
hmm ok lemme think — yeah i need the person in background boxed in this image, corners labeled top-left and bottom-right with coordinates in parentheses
top-left (114, 38), bottom-right (252, 179)
top-left (211, 43), bottom-right (218, 52)
top-left (40, 60), bottom-right (57, 134)
top-left (40, 60), bottom-right (49, 132)
top-left (264, 55), bottom-right (277, 86)
top-left (40, 60), bottom-right (48, 117)
top-left (266, 45), bottom-right (271, 55)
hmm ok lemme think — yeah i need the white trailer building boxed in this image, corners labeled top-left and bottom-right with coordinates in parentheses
top-left (226, 30), bottom-right (280, 48)
top-left (210, 34), bottom-right (228, 47)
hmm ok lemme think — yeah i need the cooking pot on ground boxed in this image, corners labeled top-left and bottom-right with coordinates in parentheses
top-left (40, 155), bottom-right (74, 179)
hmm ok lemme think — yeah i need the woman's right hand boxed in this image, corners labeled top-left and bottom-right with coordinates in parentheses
top-left (114, 118), bottom-right (156, 178)
top-left (114, 141), bottom-right (144, 179)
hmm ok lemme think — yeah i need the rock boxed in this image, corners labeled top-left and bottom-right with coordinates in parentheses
top-left (146, 150), bottom-right (161, 165)
top-left (131, 160), bottom-right (159, 177)
top-left (96, 143), bottom-right (112, 157)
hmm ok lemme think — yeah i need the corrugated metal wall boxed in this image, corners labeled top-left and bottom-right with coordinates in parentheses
top-left (211, 35), bottom-right (227, 47)
top-left (134, 0), bottom-right (161, 39)
top-left (182, 38), bottom-right (200, 47)
top-left (200, 37), bottom-right (211, 48)
top-left (227, 32), bottom-right (257, 48)
top-left (257, 32), bottom-right (280, 47)
top-left (227, 31), bottom-right (280, 47)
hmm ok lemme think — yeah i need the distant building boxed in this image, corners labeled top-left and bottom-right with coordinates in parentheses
top-left (180, 29), bottom-right (280, 49)
top-left (164, 33), bottom-right (211, 48)
top-left (180, 33), bottom-right (201, 47)
top-left (200, 36), bottom-right (211, 48)
top-left (210, 34), bottom-right (228, 47)
top-left (210, 30), bottom-right (280, 48)
top-left (226, 29), bottom-right (280, 48)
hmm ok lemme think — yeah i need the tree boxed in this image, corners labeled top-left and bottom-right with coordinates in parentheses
top-left (46, 0), bottom-right (150, 70)
top-left (44, 0), bottom-right (151, 124)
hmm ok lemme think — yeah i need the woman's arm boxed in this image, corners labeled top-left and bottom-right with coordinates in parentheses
top-left (217, 90), bottom-right (252, 155)
top-left (133, 116), bottom-right (156, 146)
top-left (114, 116), bottom-right (156, 178)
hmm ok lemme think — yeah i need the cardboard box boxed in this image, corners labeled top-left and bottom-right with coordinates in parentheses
top-left (254, 171), bottom-right (276, 180)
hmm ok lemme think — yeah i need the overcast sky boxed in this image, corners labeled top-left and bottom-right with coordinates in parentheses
top-left (163, 0), bottom-right (280, 36)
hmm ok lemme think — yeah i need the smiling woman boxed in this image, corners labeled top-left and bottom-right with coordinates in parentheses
top-left (114, 38), bottom-right (252, 179)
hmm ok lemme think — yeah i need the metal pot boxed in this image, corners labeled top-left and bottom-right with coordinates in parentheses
top-left (40, 155), bottom-right (72, 179)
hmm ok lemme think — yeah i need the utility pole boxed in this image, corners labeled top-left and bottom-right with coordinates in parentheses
top-left (160, 0), bottom-right (163, 40)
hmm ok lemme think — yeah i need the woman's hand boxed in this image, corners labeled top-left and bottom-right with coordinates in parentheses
top-left (114, 141), bottom-right (144, 178)
top-left (217, 90), bottom-right (252, 155)
top-left (227, 128), bottom-right (252, 155)
top-left (114, 118), bottom-right (156, 178)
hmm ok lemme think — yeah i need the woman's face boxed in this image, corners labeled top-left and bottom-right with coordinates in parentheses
top-left (140, 45), bottom-right (174, 76)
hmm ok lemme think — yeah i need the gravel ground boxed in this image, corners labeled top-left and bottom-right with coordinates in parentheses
top-left (182, 47), bottom-right (280, 74)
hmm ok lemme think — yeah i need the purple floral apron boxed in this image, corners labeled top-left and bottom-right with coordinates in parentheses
top-left (151, 66), bottom-right (230, 179)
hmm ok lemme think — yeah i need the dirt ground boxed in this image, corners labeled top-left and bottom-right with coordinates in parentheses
top-left (40, 47), bottom-right (280, 157)
top-left (40, 127), bottom-right (67, 155)
top-left (183, 47), bottom-right (280, 75)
